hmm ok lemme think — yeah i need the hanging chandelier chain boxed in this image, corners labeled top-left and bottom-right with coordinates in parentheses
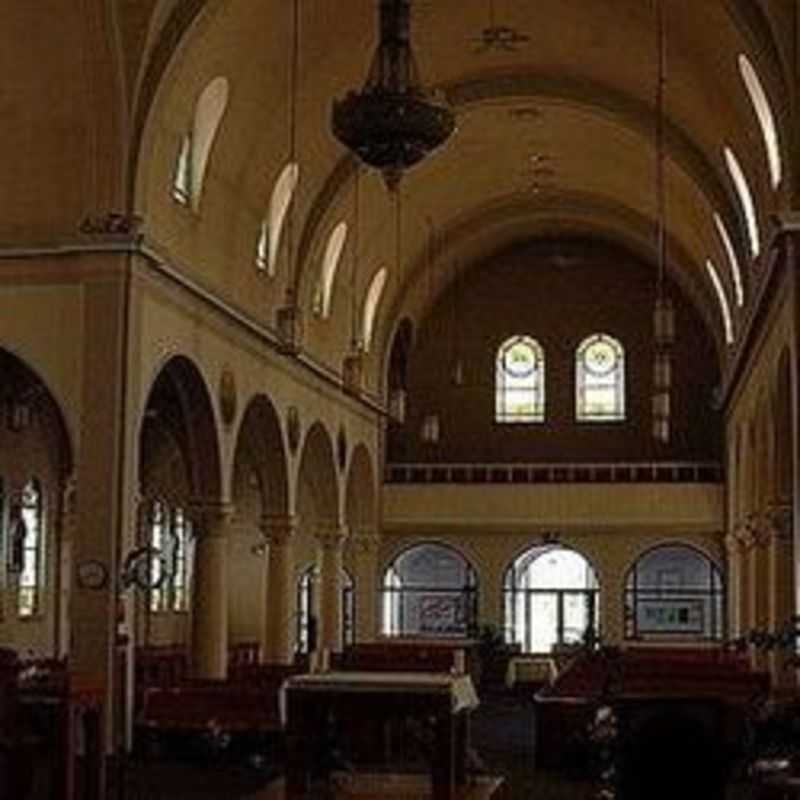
top-left (350, 166), bottom-right (361, 350)
top-left (656, 0), bottom-right (667, 295)
top-left (285, 0), bottom-right (300, 303)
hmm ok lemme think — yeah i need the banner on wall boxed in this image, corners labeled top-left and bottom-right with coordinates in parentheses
top-left (419, 595), bottom-right (466, 634)
top-left (637, 598), bottom-right (705, 634)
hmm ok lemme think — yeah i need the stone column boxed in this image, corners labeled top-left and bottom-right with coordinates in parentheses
top-left (767, 505), bottom-right (795, 686)
top-left (316, 524), bottom-right (346, 652)
top-left (56, 476), bottom-right (77, 659)
top-left (262, 514), bottom-right (297, 664)
top-left (724, 534), bottom-right (742, 638)
top-left (348, 527), bottom-right (380, 642)
top-left (190, 503), bottom-right (234, 679)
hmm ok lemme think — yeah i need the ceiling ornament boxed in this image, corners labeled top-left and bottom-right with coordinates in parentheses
top-left (331, 0), bottom-right (455, 192)
top-left (651, 0), bottom-right (675, 446)
top-left (471, 0), bottom-right (530, 53)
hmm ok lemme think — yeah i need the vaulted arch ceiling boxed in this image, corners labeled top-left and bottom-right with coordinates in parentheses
top-left (132, 0), bottom-right (793, 369)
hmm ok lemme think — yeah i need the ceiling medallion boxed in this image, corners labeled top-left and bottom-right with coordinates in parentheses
top-left (331, 0), bottom-right (456, 191)
top-left (472, 1), bottom-right (530, 53)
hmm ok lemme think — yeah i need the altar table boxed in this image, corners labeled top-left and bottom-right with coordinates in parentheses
top-left (282, 671), bottom-right (479, 800)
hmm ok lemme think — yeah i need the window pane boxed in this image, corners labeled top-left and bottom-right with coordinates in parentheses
top-left (496, 336), bottom-right (544, 423)
top-left (576, 334), bottom-right (625, 421)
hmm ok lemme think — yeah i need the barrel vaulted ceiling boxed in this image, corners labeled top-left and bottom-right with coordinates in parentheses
top-left (124, 0), bottom-right (793, 371)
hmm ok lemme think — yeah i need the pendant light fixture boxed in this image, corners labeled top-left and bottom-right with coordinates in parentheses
top-left (276, 0), bottom-right (303, 355)
top-left (332, 0), bottom-right (456, 192)
top-left (651, 0), bottom-right (675, 444)
top-left (451, 259), bottom-right (464, 387)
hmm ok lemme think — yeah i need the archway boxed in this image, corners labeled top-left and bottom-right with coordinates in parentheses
top-left (503, 545), bottom-right (599, 653)
top-left (296, 422), bottom-right (341, 651)
top-left (624, 544), bottom-right (723, 641)
top-left (381, 542), bottom-right (478, 638)
top-left (230, 394), bottom-right (289, 660)
top-left (0, 348), bottom-right (73, 656)
top-left (138, 355), bottom-right (223, 676)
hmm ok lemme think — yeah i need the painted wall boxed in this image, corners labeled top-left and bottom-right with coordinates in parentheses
top-left (389, 238), bottom-right (722, 464)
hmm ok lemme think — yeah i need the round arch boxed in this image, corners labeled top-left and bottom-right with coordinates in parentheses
top-left (138, 355), bottom-right (222, 505)
top-left (503, 543), bottom-right (599, 653)
top-left (344, 443), bottom-right (377, 532)
top-left (230, 394), bottom-right (289, 518)
top-left (380, 540), bottom-right (479, 639)
top-left (295, 421), bottom-right (340, 528)
top-left (623, 542), bottom-right (724, 641)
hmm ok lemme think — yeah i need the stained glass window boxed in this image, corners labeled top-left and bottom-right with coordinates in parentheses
top-left (18, 479), bottom-right (44, 618)
top-left (495, 336), bottom-right (545, 423)
top-left (149, 500), bottom-right (192, 613)
top-left (575, 334), bottom-right (625, 421)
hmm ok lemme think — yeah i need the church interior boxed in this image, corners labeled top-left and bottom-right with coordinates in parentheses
top-left (0, 0), bottom-right (798, 798)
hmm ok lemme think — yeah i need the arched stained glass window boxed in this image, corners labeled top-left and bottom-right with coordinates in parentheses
top-left (171, 76), bottom-right (229, 210)
top-left (18, 479), bottom-right (44, 618)
top-left (575, 334), bottom-right (625, 421)
top-left (313, 222), bottom-right (348, 318)
top-left (361, 267), bottom-right (388, 352)
top-left (148, 499), bottom-right (193, 613)
top-left (257, 162), bottom-right (300, 275)
top-left (495, 336), bottom-right (545, 423)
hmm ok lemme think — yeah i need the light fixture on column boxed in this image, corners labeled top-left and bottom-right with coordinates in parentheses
top-left (332, 0), bottom-right (456, 191)
top-left (276, 0), bottom-right (304, 355)
top-left (450, 259), bottom-right (465, 387)
top-left (343, 167), bottom-right (365, 395)
top-left (651, 0), bottom-right (675, 445)
top-left (421, 413), bottom-right (440, 444)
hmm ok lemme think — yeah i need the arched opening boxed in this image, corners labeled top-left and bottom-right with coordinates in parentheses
top-left (624, 544), bottom-right (723, 641)
top-left (503, 545), bottom-right (599, 653)
top-left (138, 356), bottom-right (221, 649)
top-left (296, 564), bottom-right (354, 654)
top-left (381, 543), bottom-right (478, 638)
top-left (0, 348), bottom-right (72, 655)
top-left (230, 395), bottom-right (289, 651)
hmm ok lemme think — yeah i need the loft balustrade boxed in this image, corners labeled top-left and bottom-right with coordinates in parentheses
top-left (385, 461), bottom-right (722, 485)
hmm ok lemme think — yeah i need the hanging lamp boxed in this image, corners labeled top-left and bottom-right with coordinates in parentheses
top-left (332, 0), bottom-right (456, 192)
top-left (651, 0), bottom-right (675, 444)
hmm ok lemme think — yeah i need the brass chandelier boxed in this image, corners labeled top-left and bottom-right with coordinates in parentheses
top-left (332, 0), bottom-right (456, 191)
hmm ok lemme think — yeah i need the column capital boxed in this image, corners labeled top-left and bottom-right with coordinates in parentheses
top-left (763, 503), bottom-right (793, 543)
top-left (724, 533), bottom-right (744, 556)
top-left (190, 501), bottom-right (236, 538)
top-left (314, 521), bottom-right (347, 551)
top-left (260, 513), bottom-right (299, 546)
top-left (347, 526), bottom-right (380, 555)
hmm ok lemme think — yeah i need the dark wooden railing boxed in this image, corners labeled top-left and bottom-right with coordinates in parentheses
top-left (385, 461), bottom-right (723, 485)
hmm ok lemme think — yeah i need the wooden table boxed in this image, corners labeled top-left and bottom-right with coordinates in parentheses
top-left (282, 671), bottom-right (479, 800)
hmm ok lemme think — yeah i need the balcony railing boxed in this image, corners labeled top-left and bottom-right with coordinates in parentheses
top-left (385, 461), bottom-right (723, 485)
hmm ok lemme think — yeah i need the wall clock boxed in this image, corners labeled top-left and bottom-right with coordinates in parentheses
top-left (76, 559), bottom-right (109, 590)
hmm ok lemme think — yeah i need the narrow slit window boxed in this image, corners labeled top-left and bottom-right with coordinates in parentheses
top-left (18, 479), bottom-right (44, 618)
